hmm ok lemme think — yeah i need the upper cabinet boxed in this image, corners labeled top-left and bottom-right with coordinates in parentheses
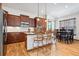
top-left (29, 18), bottom-right (35, 27)
top-left (34, 17), bottom-right (47, 32)
top-left (20, 15), bottom-right (29, 22)
top-left (15, 16), bottom-right (20, 26)
top-left (7, 14), bottom-right (15, 26)
top-left (7, 14), bottom-right (20, 26)
top-left (6, 13), bottom-right (46, 28)
top-left (20, 15), bottom-right (36, 27)
top-left (34, 17), bottom-right (37, 27)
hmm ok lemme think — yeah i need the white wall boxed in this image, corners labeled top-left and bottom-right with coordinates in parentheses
top-left (2, 6), bottom-right (36, 18)
top-left (56, 12), bottom-right (79, 40)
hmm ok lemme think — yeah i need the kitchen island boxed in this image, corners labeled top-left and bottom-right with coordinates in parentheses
top-left (25, 32), bottom-right (53, 51)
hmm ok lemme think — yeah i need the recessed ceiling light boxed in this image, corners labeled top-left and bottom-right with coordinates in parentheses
top-left (65, 5), bottom-right (68, 8)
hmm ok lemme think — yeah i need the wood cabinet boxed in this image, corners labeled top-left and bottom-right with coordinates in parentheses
top-left (6, 32), bottom-right (26, 44)
top-left (15, 16), bottom-right (20, 26)
top-left (34, 17), bottom-right (47, 32)
top-left (41, 18), bottom-right (47, 32)
top-left (20, 15), bottom-right (36, 27)
top-left (29, 18), bottom-right (35, 27)
top-left (16, 32), bottom-right (26, 42)
top-left (7, 14), bottom-right (20, 26)
top-left (7, 14), bottom-right (15, 26)
top-left (6, 32), bottom-right (16, 44)
top-left (7, 14), bottom-right (37, 27)
top-left (20, 15), bottom-right (29, 22)
top-left (34, 17), bottom-right (38, 27)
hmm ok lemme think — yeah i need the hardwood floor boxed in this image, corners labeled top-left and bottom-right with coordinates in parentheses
top-left (4, 40), bottom-right (79, 56)
top-left (57, 40), bottom-right (79, 56)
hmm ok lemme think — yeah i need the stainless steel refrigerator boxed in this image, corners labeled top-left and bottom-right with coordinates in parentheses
top-left (0, 9), bottom-right (3, 56)
top-left (0, 9), bottom-right (7, 56)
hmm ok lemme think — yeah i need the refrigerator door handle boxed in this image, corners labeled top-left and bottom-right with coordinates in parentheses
top-left (3, 12), bottom-right (7, 43)
top-left (5, 18), bottom-right (7, 42)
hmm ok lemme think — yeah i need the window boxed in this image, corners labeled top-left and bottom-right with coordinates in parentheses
top-left (59, 18), bottom-right (76, 35)
top-left (48, 21), bottom-right (52, 30)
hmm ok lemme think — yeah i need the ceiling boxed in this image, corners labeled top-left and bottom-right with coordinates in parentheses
top-left (2, 3), bottom-right (79, 19)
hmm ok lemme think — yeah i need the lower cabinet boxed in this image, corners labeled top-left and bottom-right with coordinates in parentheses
top-left (6, 32), bottom-right (26, 44)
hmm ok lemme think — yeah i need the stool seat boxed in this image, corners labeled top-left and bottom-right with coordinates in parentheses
top-left (34, 37), bottom-right (43, 41)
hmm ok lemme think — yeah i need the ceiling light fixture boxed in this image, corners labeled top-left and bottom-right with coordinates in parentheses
top-left (45, 20), bottom-right (47, 22)
top-left (37, 17), bottom-right (40, 21)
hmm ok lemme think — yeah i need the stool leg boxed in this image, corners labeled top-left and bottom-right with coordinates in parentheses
top-left (49, 39), bottom-right (52, 55)
top-left (44, 39), bottom-right (47, 53)
top-left (42, 41), bottom-right (44, 54)
top-left (46, 39), bottom-right (48, 55)
top-left (37, 41), bottom-right (39, 56)
top-left (50, 38), bottom-right (53, 55)
top-left (32, 41), bottom-right (36, 56)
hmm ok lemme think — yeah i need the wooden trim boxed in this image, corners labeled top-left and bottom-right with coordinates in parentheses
top-left (8, 13), bottom-right (19, 17)
top-left (20, 14), bottom-right (29, 17)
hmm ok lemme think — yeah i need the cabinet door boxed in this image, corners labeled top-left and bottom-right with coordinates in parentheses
top-left (6, 32), bottom-right (26, 44)
top-left (29, 18), bottom-right (35, 27)
top-left (6, 32), bottom-right (16, 44)
top-left (7, 14), bottom-right (20, 26)
top-left (20, 15), bottom-right (29, 22)
top-left (15, 16), bottom-right (20, 26)
top-left (41, 18), bottom-right (46, 32)
top-left (16, 32), bottom-right (26, 42)
top-left (34, 18), bottom-right (37, 27)
top-left (7, 14), bottom-right (15, 26)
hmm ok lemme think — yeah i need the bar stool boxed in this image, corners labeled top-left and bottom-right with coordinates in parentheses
top-left (47, 31), bottom-right (53, 44)
top-left (33, 32), bottom-right (44, 56)
top-left (44, 31), bottom-right (53, 55)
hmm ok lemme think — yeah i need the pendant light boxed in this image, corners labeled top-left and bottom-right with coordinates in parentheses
top-left (37, 3), bottom-right (41, 29)
top-left (37, 3), bottom-right (40, 21)
top-left (45, 3), bottom-right (47, 22)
